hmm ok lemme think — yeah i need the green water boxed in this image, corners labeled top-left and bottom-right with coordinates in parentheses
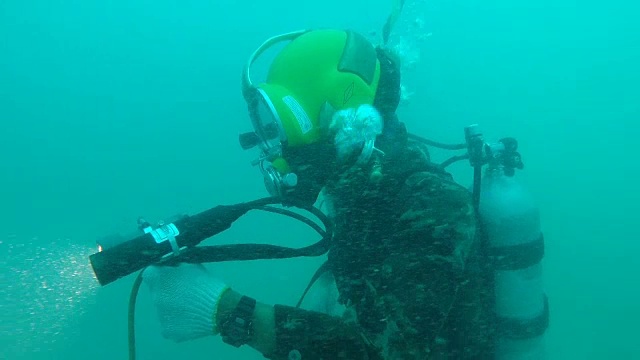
top-left (1, 0), bottom-right (638, 359)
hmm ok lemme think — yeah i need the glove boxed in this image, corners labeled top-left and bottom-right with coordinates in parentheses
top-left (142, 263), bottom-right (230, 342)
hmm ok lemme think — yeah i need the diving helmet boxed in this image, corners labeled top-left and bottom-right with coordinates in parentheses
top-left (239, 29), bottom-right (400, 200)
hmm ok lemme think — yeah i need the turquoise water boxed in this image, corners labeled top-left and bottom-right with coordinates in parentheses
top-left (1, 0), bottom-right (638, 359)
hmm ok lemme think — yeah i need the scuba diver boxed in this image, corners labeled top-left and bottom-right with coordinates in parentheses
top-left (142, 28), bottom-right (495, 359)
top-left (89, 20), bottom-right (548, 360)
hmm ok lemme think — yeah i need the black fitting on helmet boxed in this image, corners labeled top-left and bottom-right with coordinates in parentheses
top-left (373, 47), bottom-right (405, 159)
top-left (373, 47), bottom-right (402, 120)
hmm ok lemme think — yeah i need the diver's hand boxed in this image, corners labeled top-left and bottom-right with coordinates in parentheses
top-left (142, 263), bottom-right (229, 342)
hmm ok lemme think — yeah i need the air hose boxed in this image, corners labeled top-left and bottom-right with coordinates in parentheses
top-left (124, 201), bottom-right (331, 360)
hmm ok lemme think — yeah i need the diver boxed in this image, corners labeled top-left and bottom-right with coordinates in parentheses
top-left (142, 28), bottom-right (500, 359)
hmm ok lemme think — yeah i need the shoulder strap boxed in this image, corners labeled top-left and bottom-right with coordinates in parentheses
top-left (295, 260), bottom-right (331, 308)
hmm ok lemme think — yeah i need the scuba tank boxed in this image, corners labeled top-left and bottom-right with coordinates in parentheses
top-left (467, 126), bottom-right (549, 359)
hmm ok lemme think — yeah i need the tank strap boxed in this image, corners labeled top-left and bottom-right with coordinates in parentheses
top-left (496, 294), bottom-right (550, 340)
top-left (489, 233), bottom-right (545, 271)
top-left (295, 260), bottom-right (331, 308)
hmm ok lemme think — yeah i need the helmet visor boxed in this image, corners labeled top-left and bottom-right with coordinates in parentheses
top-left (252, 88), bottom-right (287, 156)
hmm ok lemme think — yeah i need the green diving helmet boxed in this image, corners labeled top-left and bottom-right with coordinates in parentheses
top-left (239, 29), bottom-right (402, 203)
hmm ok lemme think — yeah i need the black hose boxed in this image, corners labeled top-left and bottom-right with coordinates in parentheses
top-left (257, 206), bottom-right (326, 237)
top-left (126, 200), bottom-right (332, 360)
top-left (472, 165), bottom-right (482, 209)
top-left (408, 133), bottom-right (467, 150)
top-left (165, 239), bottom-right (330, 265)
top-left (128, 271), bottom-right (144, 360)
top-left (440, 154), bottom-right (470, 169)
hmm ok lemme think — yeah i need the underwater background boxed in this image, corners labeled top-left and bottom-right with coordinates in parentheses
top-left (1, 0), bottom-right (638, 359)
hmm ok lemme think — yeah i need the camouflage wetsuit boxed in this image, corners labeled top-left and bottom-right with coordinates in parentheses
top-left (265, 138), bottom-right (494, 359)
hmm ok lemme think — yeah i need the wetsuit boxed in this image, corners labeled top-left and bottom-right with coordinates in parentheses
top-left (265, 138), bottom-right (494, 359)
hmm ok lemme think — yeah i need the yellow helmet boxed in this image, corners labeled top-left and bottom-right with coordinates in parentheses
top-left (239, 29), bottom-right (401, 200)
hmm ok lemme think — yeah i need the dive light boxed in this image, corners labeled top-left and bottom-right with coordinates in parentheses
top-left (89, 203), bottom-right (253, 286)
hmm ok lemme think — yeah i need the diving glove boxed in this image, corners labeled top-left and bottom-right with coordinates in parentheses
top-left (143, 263), bottom-right (229, 342)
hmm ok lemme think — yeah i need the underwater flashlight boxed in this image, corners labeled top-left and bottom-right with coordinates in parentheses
top-left (89, 203), bottom-right (255, 286)
top-left (96, 234), bottom-right (126, 253)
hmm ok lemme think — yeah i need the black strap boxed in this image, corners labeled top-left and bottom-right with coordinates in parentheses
top-left (221, 296), bottom-right (257, 347)
top-left (489, 234), bottom-right (545, 271)
top-left (296, 260), bottom-right (331, 308)
top-left (497, 294), bottom-right (550, 340)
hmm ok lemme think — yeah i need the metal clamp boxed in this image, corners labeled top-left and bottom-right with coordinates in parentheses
top-left (149, 223), bottom-right (182, 256)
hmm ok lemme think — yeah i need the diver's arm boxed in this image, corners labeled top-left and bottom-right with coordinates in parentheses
top-left (215, 289), bottom-right (276, 354)
top-left (215, 289), bottom-right (377, 360)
